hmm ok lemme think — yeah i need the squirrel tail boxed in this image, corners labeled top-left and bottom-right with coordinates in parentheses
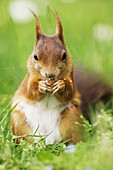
top-left (74, 66), bottom-right (113, 121)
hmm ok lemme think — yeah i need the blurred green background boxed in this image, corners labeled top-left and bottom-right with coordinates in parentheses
top-left (1, 0), bottom-right (113, 95)
top-left (1, 1), bottom-right (113, 169)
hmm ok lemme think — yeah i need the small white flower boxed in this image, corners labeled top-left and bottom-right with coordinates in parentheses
top-left (65, 144), bottom-right (76, 153)
top-left (93, 24), bottom-right (113, 42)
top-left (9, 0), bottom-right (38, 23)
top-left (45, 165), bottom-right (53, 170)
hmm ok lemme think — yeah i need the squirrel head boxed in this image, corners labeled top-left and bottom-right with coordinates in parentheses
top-left (28, 10), bottom-right (73, 80)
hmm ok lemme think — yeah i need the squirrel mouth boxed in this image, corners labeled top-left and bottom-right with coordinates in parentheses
top-left (44, 77), bottom-right (56, 81)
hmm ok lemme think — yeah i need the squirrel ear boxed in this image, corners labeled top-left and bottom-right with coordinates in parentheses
top-left (56, 16), bottom-right (64, 43)
top-left (48, 7), bottom-right (64, 43)
top-left (30, 9), bottom-right (42, 43)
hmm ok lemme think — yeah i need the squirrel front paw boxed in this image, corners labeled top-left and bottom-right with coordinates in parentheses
top-left (39, 80), bottom-right (52, 94)
top-left (39, 80), bottom-right (65, 95)
top-left (52, 80), bottom-right (65, 95)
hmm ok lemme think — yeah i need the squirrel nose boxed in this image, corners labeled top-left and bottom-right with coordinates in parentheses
top-left (45, 73), bottom-right (55, 79)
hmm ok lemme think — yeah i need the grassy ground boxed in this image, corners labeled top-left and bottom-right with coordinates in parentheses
top-left (1, 0), bottom-right (113, 169)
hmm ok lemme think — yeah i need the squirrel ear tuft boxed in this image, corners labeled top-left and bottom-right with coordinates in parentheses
top-left (30, 9), bottom-right (42, 43)
top-left (48, 7), bottom-right (64, 43)
top-left (56, 16), bottom-right (64, 43)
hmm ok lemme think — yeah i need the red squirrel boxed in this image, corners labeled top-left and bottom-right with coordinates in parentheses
top-left (11, 11), bottom-right (84, 144)
top-left (11, 10), bottom-right (112, 144)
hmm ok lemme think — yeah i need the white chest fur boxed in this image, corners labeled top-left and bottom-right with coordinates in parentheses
top-left (16, 94), bottom-right (66, 145)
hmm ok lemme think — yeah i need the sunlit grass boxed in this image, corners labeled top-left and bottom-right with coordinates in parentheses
top-left (1, 96), bottom-right (113, 169)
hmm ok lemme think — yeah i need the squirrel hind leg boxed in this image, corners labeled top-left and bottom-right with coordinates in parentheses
top-left (11, 110), bottom-right (34, 144)
top-left (59, 105), bottom-right (84, 144)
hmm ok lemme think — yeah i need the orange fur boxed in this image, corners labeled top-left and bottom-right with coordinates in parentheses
top-left (60, 104), bottom-right (84, 144)
top-left (11, 110), bottom-right (33, 143)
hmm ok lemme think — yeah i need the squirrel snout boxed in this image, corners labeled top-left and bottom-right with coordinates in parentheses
top-left (45, 73), bottom-right (55, 79)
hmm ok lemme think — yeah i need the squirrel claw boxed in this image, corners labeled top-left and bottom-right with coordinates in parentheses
top-left (39, 81), bottom-right (47, 94)
top-left (39, 80), bottom-right (52, 94)
top-left (52, 80), bottom-right (65, 95)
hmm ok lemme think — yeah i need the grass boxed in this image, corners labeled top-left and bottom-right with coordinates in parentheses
top-left (1, 0), bottom-right (113, 169)
top-left (1, 98), bottom-right (113, 169)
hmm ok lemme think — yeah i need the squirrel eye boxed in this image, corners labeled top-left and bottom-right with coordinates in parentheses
top-left (34, 53), bottom-right (38, 61)
top-left (62, 52), bottom-right (67, 61)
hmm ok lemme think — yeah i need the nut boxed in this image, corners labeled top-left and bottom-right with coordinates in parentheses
top-left (45, 79), bottom-right (56, 86)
